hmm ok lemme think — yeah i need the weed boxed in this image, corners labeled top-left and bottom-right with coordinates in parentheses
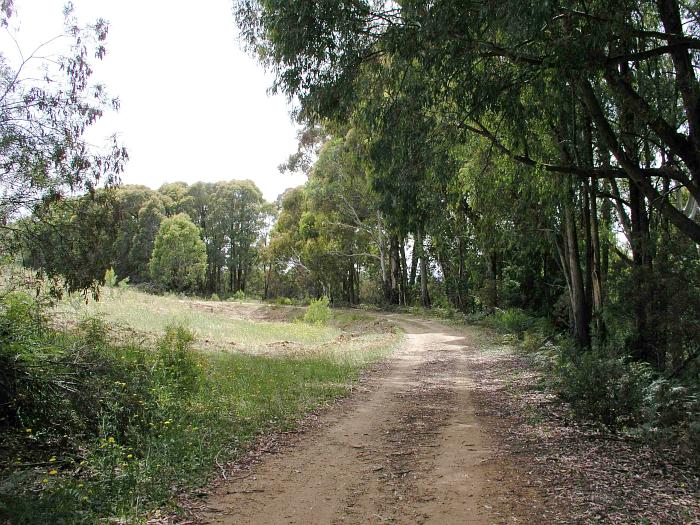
top-left (303, 296), bottom-right (331, 325)
top-left (104, 268), bottom-right (118, 288)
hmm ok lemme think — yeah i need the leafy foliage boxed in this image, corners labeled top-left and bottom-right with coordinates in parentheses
top-left (556, 349), bottom-right (653, 428)
top-left (0, 6), bottom-right (126, 293)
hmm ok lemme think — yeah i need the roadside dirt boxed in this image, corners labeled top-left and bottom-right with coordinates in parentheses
top-left (185, 300), bottom-right (305, 323)
top-left (198, 316), bottom-right (538, 524)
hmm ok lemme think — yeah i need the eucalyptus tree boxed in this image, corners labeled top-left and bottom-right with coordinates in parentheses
top-left (1, 4), bottom-right (126, 291)
top-left (209, 180), bottom-right (266, 293)
top-left (234, 0), bottom-right (700, 358)
top-left (235, 0), bottom-right (699, 242)
top-left (158, 182), bottom-right (194, 217)
top-left (128, 195), bottom-right (167, 281)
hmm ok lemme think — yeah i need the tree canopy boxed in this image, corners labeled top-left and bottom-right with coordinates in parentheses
top-left (149, 213), bottom-right (207, 292)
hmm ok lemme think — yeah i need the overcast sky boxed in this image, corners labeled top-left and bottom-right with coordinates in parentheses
top-left (4, 0), bottom-right (306, 201)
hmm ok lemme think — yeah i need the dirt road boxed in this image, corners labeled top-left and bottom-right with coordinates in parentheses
top-left (200, 316), bottom-right (523, 524)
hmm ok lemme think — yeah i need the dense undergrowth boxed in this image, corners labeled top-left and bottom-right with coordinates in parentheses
top-left (482, 308), bottom-right (700, 461)
top-left (0, 291), bottom-right (395, 523)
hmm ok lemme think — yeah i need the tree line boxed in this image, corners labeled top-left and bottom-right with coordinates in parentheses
top-left (21, 180), bottom-right (272, 296)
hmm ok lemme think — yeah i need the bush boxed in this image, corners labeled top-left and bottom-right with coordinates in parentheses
top-left (210, 293), bottom-right (220, 301)
top-left (556, 349), bottom-right (653, 428)
top-left (232, 290), bottom-right (245, 301)
top-left (0, 296), bottom-right (157, 440)
top-left (643, 378), bottom-right (700, 456)
top-left (275, 296), bottom-right (293, 306)
top-left (104, 268), bottom-right (118, 288)
top-left (303, 296), bottom-right (332, 325)
top-left (486, 308), bottom-right (536, 335)
top-left (154, 326), bottom-right (202, 397)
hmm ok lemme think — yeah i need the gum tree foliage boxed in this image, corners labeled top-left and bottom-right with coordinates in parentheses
top-left (149, 213), bottom-right (207, 293)
top-left (21, 186), bottom-right (165, 290)
top-left (267, 132), bottom-right (385, 304)
top-left (0, 2), bottom-right (127, 291)
top-left (235, 0), bottom-right (700, 366)
top-left (21, 179), bottom-right (272, 296)
top-left (235, 0), bottom-right (700, 241)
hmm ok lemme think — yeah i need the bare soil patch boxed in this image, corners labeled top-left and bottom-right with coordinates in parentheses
top-left (184, 301), bottom-right (305, 323)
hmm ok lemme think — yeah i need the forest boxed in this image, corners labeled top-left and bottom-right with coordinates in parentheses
top-left (1, 0), bottom-right (700, 523)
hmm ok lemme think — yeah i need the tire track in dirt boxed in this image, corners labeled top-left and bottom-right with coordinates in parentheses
top-left (199, 316), bottom-right (514, 524)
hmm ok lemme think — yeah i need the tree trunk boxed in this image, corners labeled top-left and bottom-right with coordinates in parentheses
top-left (489, 252), bottom-right (499, 308)
top-left (263, 262), bottom-right (271, 300)
top-left (457, 236), bottom-right (465, 309)
top-left (582, 181), bottom-right (594, 316)
top-left (389, 234), bottom-right (401, 305)
top-left (409, 234), bottom-right (418, 287)
top-left (564, 189), bottom-right (590, 348)
top-left (416, 228), bottom-right (431, 308)
top-left (589, 178), bottom-right (606, 338)
top-left (399, 238), bottom-right (408, 305)
top-left (376, 211), bottom-right (389, 300)
top-left (628, 182), bottom-right (656, 364)
top-left (347, 262), bottom-right (355, 304)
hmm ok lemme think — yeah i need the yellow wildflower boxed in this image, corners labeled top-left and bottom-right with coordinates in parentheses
top-left (49, 469), bottom-right (57, 475)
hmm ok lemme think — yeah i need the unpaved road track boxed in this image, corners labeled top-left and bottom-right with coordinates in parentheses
top-left (201, 316), bottom-right (523, 524)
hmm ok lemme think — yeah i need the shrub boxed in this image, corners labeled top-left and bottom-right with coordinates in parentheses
top-left (303, 296), bottom-right (332, 325)
top-left (117, 276), bottom-right (129, 290)
top-left (275, 296), bottom-right (293, 306)
top-left (149, 214), bottom-right (207, 292)
top-left (154, 326), bottom-right (203, 397)
top-left (0, 297), bottom-right (156, 440)
top-left (104, 267), bottom-right (118, 288)
top-left (486, 308), bottom-right (535, 335)
top-left (232, 290), bottom-right (245, 301)
top-left (210, 293), bottom-right (220, 301)
top-left (643, 378), bottom-right (700, 456)
top-left (556, 349), bottom-right (653, 428)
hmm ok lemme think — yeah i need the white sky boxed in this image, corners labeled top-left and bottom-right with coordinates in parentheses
top-left (3, 0), bottom-right (306, 201)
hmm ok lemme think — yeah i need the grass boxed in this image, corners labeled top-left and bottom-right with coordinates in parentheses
top-left (56, 289), bottom-right (340, 349)
top-left (1, 289), bottom-right (401, 524)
